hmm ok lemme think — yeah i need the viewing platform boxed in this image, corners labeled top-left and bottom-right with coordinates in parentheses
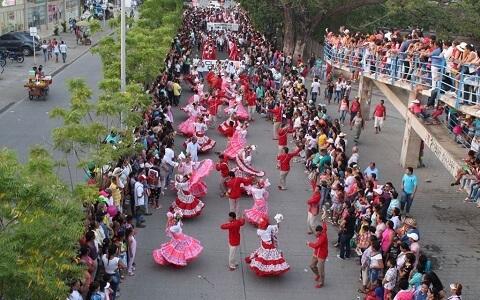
top-left (323, 44), bottom-right (480, 177)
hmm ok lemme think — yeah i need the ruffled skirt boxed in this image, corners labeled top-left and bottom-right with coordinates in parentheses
top-left (152, 234), bottom-right (203, 267)
top-left (171, 191), bottom-right (205, 218)
top-left (245, 241), bottom-right (290, 276)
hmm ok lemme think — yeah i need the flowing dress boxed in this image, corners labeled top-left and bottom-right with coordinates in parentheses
top-left (171, 180), bottom-right (205, 218)
top-left (188, 159), bottom-right (214, 198)
top-left (225, 96), bottom-right (249, 121)
top-left (223, 127), bottom-right (247, 159)
top-left (245, 225), bottom-right (290, 276)
top-left (235, 148), bottom-right (265, 177)
top-left (178, 105), bottom-right (202, 137)
top-left (193, 121), bottom-right (216, 153)
top-left (152, 222), bottom-right (203, 267)
top-left (244, 182), bottom-right (270, 226)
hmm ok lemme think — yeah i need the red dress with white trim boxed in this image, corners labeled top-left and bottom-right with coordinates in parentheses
top-left (152, 221), bottom-right (203, 267)
top-left (193, 121), bottom-right (216, 153)
top-left (235, 147), bottom-right (265, 177)
top-left (171, 179), bottom-right (204, 218)
top-left (223, 126), bottom-right (247, 160)
top-left (245, 224), bottom-right (290, 276)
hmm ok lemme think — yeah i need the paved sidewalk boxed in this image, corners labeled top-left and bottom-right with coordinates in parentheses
top-left (0, 26), bottom-right (113, 113)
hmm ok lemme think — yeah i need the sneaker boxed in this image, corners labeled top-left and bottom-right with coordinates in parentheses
top-left (128, 272), bottom-right (135, 276)
top-left (136, 223), bottom-right (146, 228)
top-left (337, 254), bottom-right (345, 260)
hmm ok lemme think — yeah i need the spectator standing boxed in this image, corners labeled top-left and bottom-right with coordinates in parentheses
top-left (310, 77), bottom-right (321, 104)
top-left (220, 212), bottom-right (245, 271)
top-left (59, 41), bottom-right (68, 63)
top-left (126, 227), bottom-right (136, 276)
top-left (172, 79), bottom-right (182, 106)
top-left (373, 100), bottom-right (387, 134)
top-left (401, 167), bottom-right (418, 216)
top-left (134, 174), bottom-right (147, 228)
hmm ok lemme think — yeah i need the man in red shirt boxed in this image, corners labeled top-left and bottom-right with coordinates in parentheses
top-left (245, 89), bottom-right (257, 121)
top-left (220, 212), bottom-right (245, 271)
top-left (225, 171), bottom-right (253, 215)
top-left (307, 186), bottom-right (321, 234)
top-left (307, 210), bottom-right (328, 288)
top-left (276, 146), bottom-right (302, 190)
top-left (215, 154), bottom-right (230, 196)
top-left (269, 103), bottom-right (282, 139)
top-left (277, 123), bottom-right (295, 154)
top-left (372, 99), bottom-right (386, 134)
top-left (349, 97), bottom-right (361, 130)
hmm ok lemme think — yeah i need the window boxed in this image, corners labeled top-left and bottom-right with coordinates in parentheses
top-left (0, 34), bottom-right (13, 40)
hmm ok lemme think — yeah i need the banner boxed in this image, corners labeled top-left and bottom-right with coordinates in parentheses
top-left (202, 59), bottom-right (241, 69)
top-left (206, 22), bottom-right (239, 32)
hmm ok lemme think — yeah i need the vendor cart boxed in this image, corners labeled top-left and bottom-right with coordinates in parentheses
top-left (24, 76), bottom-right (52, 101)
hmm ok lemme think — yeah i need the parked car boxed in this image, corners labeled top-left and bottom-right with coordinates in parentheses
top-left (0, 31), bottom-right (41, 56)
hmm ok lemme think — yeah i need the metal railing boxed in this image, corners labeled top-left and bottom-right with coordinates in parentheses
top-left (323, 43), bottom-right (480, 107)
top-left (324, 42), bottom-right (480, 150)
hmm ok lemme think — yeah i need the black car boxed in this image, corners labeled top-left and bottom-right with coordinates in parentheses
top-left (0, 31), bottom-right (41, 56)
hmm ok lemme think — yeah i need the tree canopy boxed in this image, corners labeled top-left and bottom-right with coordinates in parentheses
top-left (239, 0), bottom-right (480, 57)
top-left (0, 147), bottom-right (84, 299)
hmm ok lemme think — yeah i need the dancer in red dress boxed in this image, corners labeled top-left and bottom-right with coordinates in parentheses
top-left (152, 212), bottom-right (203, 267)
top-left (244, 178), bottom-right (270, 226)
top-left (178, 102), bottom-right (203, 137)
top-left (223, 122), bottom-right (248, 160)
top-left (171, 174), bottom-right (205, 218)
top-left (245, 215), bottom-right (290, 276)
top-left (235, 145), bottom-right (264, 177)
top-left (192, 116), bottom-right (216, 153)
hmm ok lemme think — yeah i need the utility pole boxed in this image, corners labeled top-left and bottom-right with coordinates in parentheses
top-left (120, 0), bottom-right (127, 130)
top-left (120, 0), bottom-right (126, 93)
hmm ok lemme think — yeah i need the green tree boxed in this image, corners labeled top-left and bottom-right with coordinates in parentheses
top-left (0, 147), bottom-right (84, 299)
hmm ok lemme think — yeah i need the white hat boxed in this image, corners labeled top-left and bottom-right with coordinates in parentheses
top-left (112, 167), bottom-right (123, 177)
top-left (407, 232), bottom-right (419, 241)
top-left (327, 138), bottom-right (334, 144)
top-left (412, 99), bottom-right (420, 104)
top-left (456, 42), bottom-right (467, 52)
top-left (338, 132), bottom-right (347, 137)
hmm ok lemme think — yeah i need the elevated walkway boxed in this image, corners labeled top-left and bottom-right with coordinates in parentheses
top-left (324, 53), bottom-right (469, 177)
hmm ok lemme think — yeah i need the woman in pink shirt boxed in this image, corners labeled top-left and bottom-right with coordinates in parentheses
top-left (381, 220), bottom-right (395, 254)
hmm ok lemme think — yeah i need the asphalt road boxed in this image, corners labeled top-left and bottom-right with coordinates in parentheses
top-left (0, 52), bottom-right (102, 181)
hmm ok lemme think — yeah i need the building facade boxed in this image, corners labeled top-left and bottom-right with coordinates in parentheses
top-left (0, 0), bottom-right (80, 35)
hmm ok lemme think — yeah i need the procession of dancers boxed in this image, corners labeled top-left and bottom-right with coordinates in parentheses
top-left (150, 3), bottom-right (292, 278)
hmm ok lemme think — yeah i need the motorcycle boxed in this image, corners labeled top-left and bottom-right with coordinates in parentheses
top-left (0, 50), bottom-right (24, 63)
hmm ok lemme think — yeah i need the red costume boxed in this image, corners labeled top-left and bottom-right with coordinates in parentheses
top-left (276, 148), bottom-right (301, 172)
top-left (226, 176), bottom-right (253, 200)
top-left (220, 218), bottom-right (245, 246)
